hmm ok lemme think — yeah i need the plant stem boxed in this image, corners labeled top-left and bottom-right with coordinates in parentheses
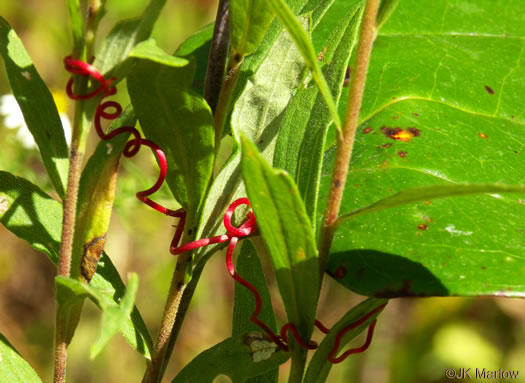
top-left (289, 345), bottom-right (307, 383)
top-left (204, 0), bottom-right (230, 113)
top-left (54, 73), bottom-right (91, 383)
top-left (55, 2), bottom-right (102, 379)
top-left (319, 0), bottom-right (380, 271)
top-left (142, 245), bottom-right (192, 383)
top-left (213, 54), bottom-right (243, 157)
top-left (157, 255), bottom-right (208, 379)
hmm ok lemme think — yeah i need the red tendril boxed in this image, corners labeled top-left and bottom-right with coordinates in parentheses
top-left (171, 197), bottom-right (385, 361)
top-left (64, 56), bottom-right (186, 249)
top-left (64, 55), bottom-right (384, 364)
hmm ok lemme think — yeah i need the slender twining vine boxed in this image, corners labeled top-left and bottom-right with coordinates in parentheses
top-left (63, 50), bottom-right (383, 380)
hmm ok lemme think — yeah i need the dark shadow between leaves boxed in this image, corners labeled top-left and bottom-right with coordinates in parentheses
top-left (327, 249), bottom-right (449, 297)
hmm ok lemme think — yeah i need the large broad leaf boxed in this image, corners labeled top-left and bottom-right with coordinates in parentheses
top-left (0, 333), bottom-right (42, 383)
top-left (241, 137), bottom-right (319, 340)
top-left (274, 1), bottom-right (362, 231)
top-left (320, 0), bottom-right (525, 297)
top-left (0, 172), bottom-right (153, 358)
top-left (0, 18), bottom-right (68, 198)
top-left (128, 59), bottom-right (214, 219)
top-left (232, 240), bottom-right (278, 383)
top-left (170, 333), bottom-right (289, 383)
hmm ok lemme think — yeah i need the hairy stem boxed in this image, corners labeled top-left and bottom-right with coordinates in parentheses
top-left (142, 248), bottom-right (192, 383)
top-left (319, 0), bottom-right (380, 270)
top-left (158, 255), bottom-right (208, 378)
top-left (204, 0), bottom-right (230, 113)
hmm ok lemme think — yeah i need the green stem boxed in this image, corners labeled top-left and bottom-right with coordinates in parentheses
top-left (318, 0), bottom-right (380, 271)
top-left (213, 53), bottom-right (243, 157)
top-left (289, 345), bottom-right (308, 383)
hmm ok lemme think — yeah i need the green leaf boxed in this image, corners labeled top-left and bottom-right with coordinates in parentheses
top-left (129, 38), bottom-right (189, 67)
top-left (93, 0), bottom-right (167, 78)
top-left (175, 23), bottom-right (214, 57)
top-left (233, 240), bottom-right (278, 383)
top-left (55, 273), bottom-right (139, 359)
top-left (337, 183), bottom-right (525, 224)
top-left (72, 106), bottom-right (136, 282)
top-left (175, 23), bottom-right (214, 95)
top-left (230, 0), bottom-right (275, 57)
top-left (319, 0), bottom-right (525, 297)
top-left (263, 0), bottom-right (341, 132)
top-left (0, 18), bottom-right (69, 198)
top-left (232, 15), bottom-right (310, 161)
top-left (171, 333), bottom-right (290, 383)
top-left (66, 0), bottom-right (85, 58)
top-left (303, 298), bottom-right (387, 383)
top-left (0, 172), bottom-right (152, 358)
top-left (274, 2), bottom-right (362, 230)
top-left (128, 59), bottom-right (214, 218)
top-left (376, 0), bottom-right (400, 30)
top-left (0, 333), bottom-right (42, 383)
top-left (241, 137), bottom-right (319, 339)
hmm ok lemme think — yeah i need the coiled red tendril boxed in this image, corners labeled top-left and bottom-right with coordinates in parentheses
top-left (64, 56), bottom-right (384, 364)
top-left (171, 198), bottom-right (385, 361)
top-left (64, 56), bottom-right (186, 249)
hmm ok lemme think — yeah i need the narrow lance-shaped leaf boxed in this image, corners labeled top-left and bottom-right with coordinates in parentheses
top-left (128, 58), bottom-right (215, 219)
top-left (71, 106), bottom-right (136, 282)
top-left (0, 18), bottom-right (69, 198)
top-left (66, 0), bottom-right (85, 58)
top-left (241, 136), bottom-right (319, 339)
top-left (304, 298), bottom-right (387, 383)
top-left (274, 2), bottom-right (362, 230)
top-left (0, 333), bottom-right (42, 383)
top-left (171, 333), bottom-right (289, 383)
top-left (229, 0), bottom-right (275, 57)
top-left (0, 172), bottom-right (152, 358)
top-left (263, 0), bottom-right (341, 132)
top-left (233, 240), bottom-right (279, 383)
top-left (55, 273), bottom-right (139, 359)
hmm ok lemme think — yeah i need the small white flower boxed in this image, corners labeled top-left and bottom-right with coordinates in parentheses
top-left (0, 94), bottom-right (25, 130)
top-left (0, 92), bottom-right (72, 149)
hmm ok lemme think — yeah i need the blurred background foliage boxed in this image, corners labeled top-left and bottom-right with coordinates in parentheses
top-left (0, 1), bottom-right (524, 382)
